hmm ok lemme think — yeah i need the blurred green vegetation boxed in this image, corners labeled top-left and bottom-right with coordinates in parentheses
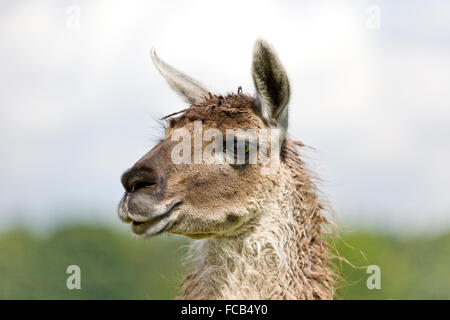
top-left (334, 231), bottom-right (450, 299)
top-left (0, 225), bottom-right (448, 299)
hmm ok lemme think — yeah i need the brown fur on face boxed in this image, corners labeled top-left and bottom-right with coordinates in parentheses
top-left (158, 93), bottom-right (279, 238)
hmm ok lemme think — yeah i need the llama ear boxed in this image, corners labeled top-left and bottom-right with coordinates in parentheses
top-left (151, 48), bottom-right (212, 104)
top-left (252, 39), bottom-right (290, 133)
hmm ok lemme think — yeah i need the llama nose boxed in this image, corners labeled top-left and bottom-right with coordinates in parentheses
top-left (121, 167), bottom-right (162, 194)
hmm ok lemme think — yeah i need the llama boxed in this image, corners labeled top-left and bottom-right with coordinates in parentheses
top-left (118, 39), bottom-right (335, 299)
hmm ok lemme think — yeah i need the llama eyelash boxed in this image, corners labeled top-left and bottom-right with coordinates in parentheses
top-left (223, 138), bottom-right (258, 166)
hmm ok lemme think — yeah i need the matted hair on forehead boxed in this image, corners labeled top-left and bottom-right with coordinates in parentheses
top-left (160, 92), bottom-right (261, 128)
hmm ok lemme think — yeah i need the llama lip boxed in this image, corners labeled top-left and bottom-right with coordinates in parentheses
top-left (130, 201), bottom-right (182, 237)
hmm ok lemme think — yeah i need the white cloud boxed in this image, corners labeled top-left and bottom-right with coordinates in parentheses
top-left (1, 0), bottom-right (450, 232)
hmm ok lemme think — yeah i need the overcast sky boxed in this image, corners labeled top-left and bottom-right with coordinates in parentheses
top-left (1, 0), bottom-right (450, 233)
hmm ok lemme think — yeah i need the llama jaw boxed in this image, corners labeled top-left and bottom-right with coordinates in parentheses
top-left (170, 231), bottom-right (215, 239)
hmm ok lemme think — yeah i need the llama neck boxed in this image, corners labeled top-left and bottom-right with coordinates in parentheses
top-left (179, 181), bottom-right (333, 300)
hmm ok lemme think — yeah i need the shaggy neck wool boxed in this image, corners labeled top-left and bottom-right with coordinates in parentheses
top-left (179, 138), bottom-right (335, 300)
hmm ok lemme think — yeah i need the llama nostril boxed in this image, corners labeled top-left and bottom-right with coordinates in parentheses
top-left (131, 181), bottom-right (156, 193)
top-left (121, 165), bottom-right (164, 194)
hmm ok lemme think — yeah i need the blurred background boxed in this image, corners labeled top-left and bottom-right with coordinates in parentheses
top-left (0, 0), bottom-right (449, 299)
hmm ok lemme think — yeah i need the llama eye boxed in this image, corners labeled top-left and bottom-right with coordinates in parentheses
top-left (223, 139), bottom-right (251, 166)
top-left (223, 140), bottom-right (250, 155)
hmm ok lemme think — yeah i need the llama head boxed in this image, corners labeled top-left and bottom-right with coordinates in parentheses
top-left (118, 39), bottom-right (291, 239)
